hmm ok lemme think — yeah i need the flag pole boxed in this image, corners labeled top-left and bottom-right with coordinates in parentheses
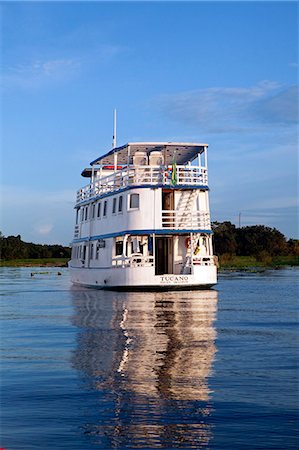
top-left (112, 109), bottom-right (117, 149)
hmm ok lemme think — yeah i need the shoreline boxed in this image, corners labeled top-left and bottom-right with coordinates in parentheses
top-left (0, 256), bottom-right (298, 270)
top-left (0, 258), bottom-right (69, 268)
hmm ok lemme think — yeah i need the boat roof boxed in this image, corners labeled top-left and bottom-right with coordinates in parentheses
top-left (90, 142), bottom-right (208, 166)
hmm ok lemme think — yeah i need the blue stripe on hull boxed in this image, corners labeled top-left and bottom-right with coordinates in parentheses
top-left (72, 228), bottom-right (213, 243)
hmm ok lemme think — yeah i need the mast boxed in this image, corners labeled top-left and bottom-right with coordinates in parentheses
top-left (112, 109), bottom-right (117, 149)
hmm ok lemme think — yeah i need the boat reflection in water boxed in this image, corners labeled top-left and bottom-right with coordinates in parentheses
top-left (71, 289), bottom-right (218, 449)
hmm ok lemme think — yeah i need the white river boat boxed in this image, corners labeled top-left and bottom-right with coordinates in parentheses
top-left (69, 142), bottom-right (217, 289)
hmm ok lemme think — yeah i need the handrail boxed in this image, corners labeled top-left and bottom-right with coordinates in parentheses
top-left (162, 210), bottom-right (211, 229)
top-left (112, 255), bottom-right (154, 268)
top-left (76, 165), bottom-right (208, 203)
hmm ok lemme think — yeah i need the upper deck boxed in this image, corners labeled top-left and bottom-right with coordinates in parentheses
top-left (76, 142), bottom-right (209, 204)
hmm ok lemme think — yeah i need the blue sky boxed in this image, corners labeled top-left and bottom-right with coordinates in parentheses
top-left (1, 1), bottom-right (298, 244)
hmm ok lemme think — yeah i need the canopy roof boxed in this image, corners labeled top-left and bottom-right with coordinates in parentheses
top-left (90, 142), bottom-right (208, 167)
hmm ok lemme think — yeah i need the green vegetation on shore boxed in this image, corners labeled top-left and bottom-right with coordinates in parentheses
top-left (218, 255), bottom-right (299, 270)
top-left (213, 222), bottom-right (298, 270)
top-left (0, 258), bottom-right (69, 267)
top-left (0, 224), bottom-right (298, 269)
top-left (0, 232), bottom-right (71, 262)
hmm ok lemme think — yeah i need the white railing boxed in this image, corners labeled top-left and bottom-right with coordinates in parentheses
top-left (76, 165), bottom-right (208, 203)
top-left (162, 210), bottom-right (211, 229)
top-left (112, 255), bottom-right (154, 268)
top-left (192, 256), bottom-right (216, 266)
top-left (74, 225), bottom-right (80, 238)
top-left (177, 255), bottom-right (216, 274)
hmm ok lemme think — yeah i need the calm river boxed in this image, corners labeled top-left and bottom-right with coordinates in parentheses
top-left (0, 267), bottom-right (298, 449)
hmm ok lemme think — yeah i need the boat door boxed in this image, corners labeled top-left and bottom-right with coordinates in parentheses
top-left (162, 190), bottom-right (174, 227)
top-left (155, 237), bottom-right (173, 275)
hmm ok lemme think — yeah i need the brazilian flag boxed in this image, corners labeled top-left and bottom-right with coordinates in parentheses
top-left (171, 153), bottom-right (177, 186)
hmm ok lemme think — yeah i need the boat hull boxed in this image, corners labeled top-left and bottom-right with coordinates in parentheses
top-left (69, 265), bottom-right (217, 290)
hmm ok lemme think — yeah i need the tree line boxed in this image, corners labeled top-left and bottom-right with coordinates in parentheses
top-left (0, 233), bottom-right (71, 260)
top-left (212, 222), bottom-right (298, 259)
top-left (0, 224), bottom-right (298, 261)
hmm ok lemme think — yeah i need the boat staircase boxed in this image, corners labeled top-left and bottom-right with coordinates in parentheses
top-left (176, 190), bottom-right (198, 275)
top-left (176, 190), bottom-right (198, 228)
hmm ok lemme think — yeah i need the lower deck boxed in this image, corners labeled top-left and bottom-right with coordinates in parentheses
top-left (71, 233), bottom-right (216, 272)
top-left (70, 233), bottom-right (217, 289)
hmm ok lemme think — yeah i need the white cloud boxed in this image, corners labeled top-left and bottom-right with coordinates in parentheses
top-left (2, 57), bottom-right (81, 89)
top-left (0, 185), bottom-right (75, 244)
top-left (2, 42), bottom-right (126, 90)
top-left (34, 223), bottom-right (54, 236)
top-left (155, 82), bottom-right (298, 133)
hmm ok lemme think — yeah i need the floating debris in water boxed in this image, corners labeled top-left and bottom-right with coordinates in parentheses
top-left (30, 271), bottom-right (62, 277)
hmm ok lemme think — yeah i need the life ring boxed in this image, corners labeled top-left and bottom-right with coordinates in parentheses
top-left (185, 237), bottom-right (191, 248)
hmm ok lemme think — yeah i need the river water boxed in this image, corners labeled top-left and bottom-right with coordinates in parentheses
top-left (0, 267), bottom-right (298, 449)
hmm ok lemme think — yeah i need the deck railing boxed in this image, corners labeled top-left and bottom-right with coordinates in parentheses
top-left (112, 255), bottom-right (154, 268)
top-left (162, 210), bottom-right (211, 230)
top-left (76, 165), bottom-right (208, 203)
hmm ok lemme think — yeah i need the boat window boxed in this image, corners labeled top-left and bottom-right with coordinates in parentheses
top-left (118, 195), bottom-right (123, 213)
top-left (80, 208), bottom-right (84, 222)
top-left (85, 206), bottom-right (88, 221)
top-left (91, 204), bottom-right (96, 219)
top-left (75, 208), bottom-right (79, 225)
top-left (96, 242), bottom-right (100, 259)
top-left (129, 193), bottom-right (139, 209)
top-left (115, 238), bottom-right (123, 256)
top-left (97, 202), bottom-right (101, 218)
top-left (103, 200), bottom-right (108, 217)
top-left (112, 198), bottom-right (117, 214)
top-left (90, 243), bottom-right (94, 259)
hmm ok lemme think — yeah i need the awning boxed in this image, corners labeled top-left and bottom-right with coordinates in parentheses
top-left (90, 142), bottom-right (208, 167)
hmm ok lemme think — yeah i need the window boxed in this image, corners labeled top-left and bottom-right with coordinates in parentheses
top-left (90, 243), bottom-right (94, 260)
top-left (80, 208), bottom-right (84, 222)
top-left (112, 197), bottom-right (117, 214)
top-left (97, 202), bottom-right (101, 218)
top-left (85, 206), bottom-right (88, 221)
top-left (91, 204), bottom-right (95, 219)
top-left (118, 195), bottom-right (123, 212)
top-left (82, 245), bottom-right (87, 261)
top-left (75, 208), bottom-right (79, 225)
top-left (115, 238), bottom-right (123, 256)
top-left (95, 242), bottom-right (100, 259)
top-left (103, 200), bottom-right (108, 217)
top-left (129, 193), bottom-right (139, 209)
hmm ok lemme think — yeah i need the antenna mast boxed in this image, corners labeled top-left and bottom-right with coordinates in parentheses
top-left (112, 109), bottom-right (117, 148)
